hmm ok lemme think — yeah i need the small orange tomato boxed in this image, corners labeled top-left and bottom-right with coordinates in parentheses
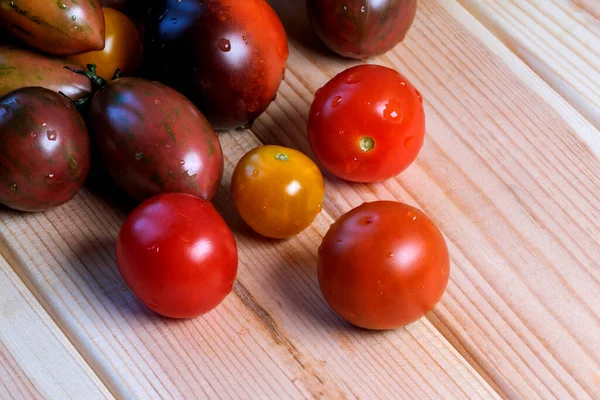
top-left (232, 145), bottom-right (325, 239)
top-left (69, 8), bottom-right (141, 81)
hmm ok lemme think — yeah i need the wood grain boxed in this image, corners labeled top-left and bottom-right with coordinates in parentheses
top-left (0, 0), bottom-right (598, 399)
top-left (261, 0), bottom-right (600, 398)
top-left (0, 254), bottom-right (112, 399)
top-left (456, 0), bottom-right (600, 129)
top-left (0, 133), bottom-right (500, 399)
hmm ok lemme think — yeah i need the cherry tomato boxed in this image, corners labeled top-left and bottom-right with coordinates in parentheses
top-left (116, 193), bottom-right (238, 318)
top-left (231, 145), bottom-right (325, 239)
top-left (307, 0), bottom-right (417, 59)
top-left (69, 8), bottom-right (141, 81)
top-left (308, 64), bottom-right (425, 183)
top-left (318, 201), bottom-right (449, 330)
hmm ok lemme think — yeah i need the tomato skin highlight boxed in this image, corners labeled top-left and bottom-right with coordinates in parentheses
top-left (307, 0), bottom-right (417, 59)
top-left (69, 7), bottom-right (142, 81)
top-left (116, 193), bottom-right (238, 319)
top-left (143, 0), bottom-right (289, 130)
top-left (308, 64), bottom-right (425, 183)
top-left (231, 145), bottom-right (325, 239)
top-left (318, 201), bottom-right (449, 330)
top-left (0, 87), bottom-right (90, 212)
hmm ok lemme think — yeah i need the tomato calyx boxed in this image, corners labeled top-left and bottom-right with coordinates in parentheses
top-left (275, 152), bottom-right (289, 161)
top-left (359, 136), bottom-right (375, 152)
top-left (61, 64), bottom-right (121, 112)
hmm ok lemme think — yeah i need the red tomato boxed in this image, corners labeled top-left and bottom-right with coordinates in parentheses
top-left (116, 193), bottom-right (238, 318)
top-left (318, 201), bottom-right (449, 330)
top-left (308, 64), bottom-right (425, 182)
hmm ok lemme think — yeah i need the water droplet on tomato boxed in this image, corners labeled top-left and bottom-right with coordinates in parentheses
top-left (252, 169), bottom-right (259, 177)
top-left (47, 130), bottom-right (57, 140)
top-left (218, 38), bottom-right (231, 52)
top-left (331, 95), bottom-right (342, 108)
top-left (135, 153), bottom-right (144, 160)
top-left (154, 99), bottom-right (161, 105)
top-left (415, 88), bottom-right (423, 102)
top-left (346, 74), bottom-right (362, 84)
top-left (246, 101), bottom-right (259, 113)
top-left (178, 159), bottom-right (185, 165)
top-left (338, 130), bottom-right (344, 136)
top-left (30, 132), bottom-right (37, 139)
top-left (45, 174), bottom-right (56, 184)
top-left (345, 157), bottom-right (360, 173)
top-left (387, 252), bottom-right (394, 258)
top-left (8, 183), bottom-right (17, 192)
top-left (336, 237), bottom-right (343, 242)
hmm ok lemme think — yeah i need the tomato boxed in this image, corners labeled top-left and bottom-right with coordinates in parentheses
top-left (0, 0), bottom-right (105, 56)
top-left (308, 64), bottom-right (425, 183)
top-left (86, 75), bottom-right (223, 202)
top-left (117, 193), bottom-right (238, 318)
top-left (307, 0), bottom-right (417, 59)
top-left (144, 0), bottom-right (289, 130)
top-left (0, 45), bottom-right (92, 100)
top-left (69, 8), bottom-right (141, 81)
top-left (318, 201), bottom-right (449, 330)
top-left (231, 145), bottom-right (324, 239)
top-left (0, 87), bottom-right (90, 212)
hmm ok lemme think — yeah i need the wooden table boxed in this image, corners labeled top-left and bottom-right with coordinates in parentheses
top-left (1, 0), bottom-right (599, 398)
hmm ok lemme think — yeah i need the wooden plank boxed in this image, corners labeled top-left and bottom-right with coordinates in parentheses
top-left (0, 133), bottom-right (499, 399)
top-left (456, 0), bottom-right (600, 129)
top-left (0, 0), bottom-right (597, 399)
top-left (0, 254), bottom-right (112, 399)
top-left (265, 0), bottom-right (600, 398)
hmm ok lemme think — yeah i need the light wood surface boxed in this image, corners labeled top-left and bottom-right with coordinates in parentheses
top-left (0, 255), bottom-right (112, 399)
top-left (1, 0), bottom-right (599, 399)
top-left (457, 0), bottom-right (600, 129)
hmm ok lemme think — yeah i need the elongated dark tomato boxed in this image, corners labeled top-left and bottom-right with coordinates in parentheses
top-left (0, 87), bottom-right (90, 212)
top-left (90, 77), bottom-right (224, 202)
top-left (0, 0), bottom-right (105, 55)
top-left (144, 0), bottom-right (289, 130)
top-left (307, 0), bottom-right (417, 59)
top-left (0, 46), bottom-right (92, 99)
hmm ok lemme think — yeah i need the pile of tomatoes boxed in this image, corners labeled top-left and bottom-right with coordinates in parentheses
top-left (0, 0), bottom-right (448, 330)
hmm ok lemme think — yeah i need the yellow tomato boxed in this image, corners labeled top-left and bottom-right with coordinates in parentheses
top-left (69, 8), bottom-right (141, 81)
top-left (231, 145), bottom-right (325, 239)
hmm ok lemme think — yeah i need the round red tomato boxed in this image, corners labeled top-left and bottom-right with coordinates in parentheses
top-left (69, 7), bottom-right (141, 81)
top-left (318, 201), bottom-right (449, 330)
top-left (231, 145), bottom-right (325, 239)
top-left (116, 193), bottom-right (238, 318)
top-left (308, 64), bottom-right (425, 183)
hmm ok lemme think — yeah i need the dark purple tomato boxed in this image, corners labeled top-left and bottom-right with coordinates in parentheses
top-left (0, 0), bottom-right (105, 55)
top-left (89, 77), bottom-right (224, 202)
top-left (143, 0), bottom-right (289, 130)
top-left (0, 87), bottom-right (90, 212)
top-left (307, 0), bottom-right (417, 59)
